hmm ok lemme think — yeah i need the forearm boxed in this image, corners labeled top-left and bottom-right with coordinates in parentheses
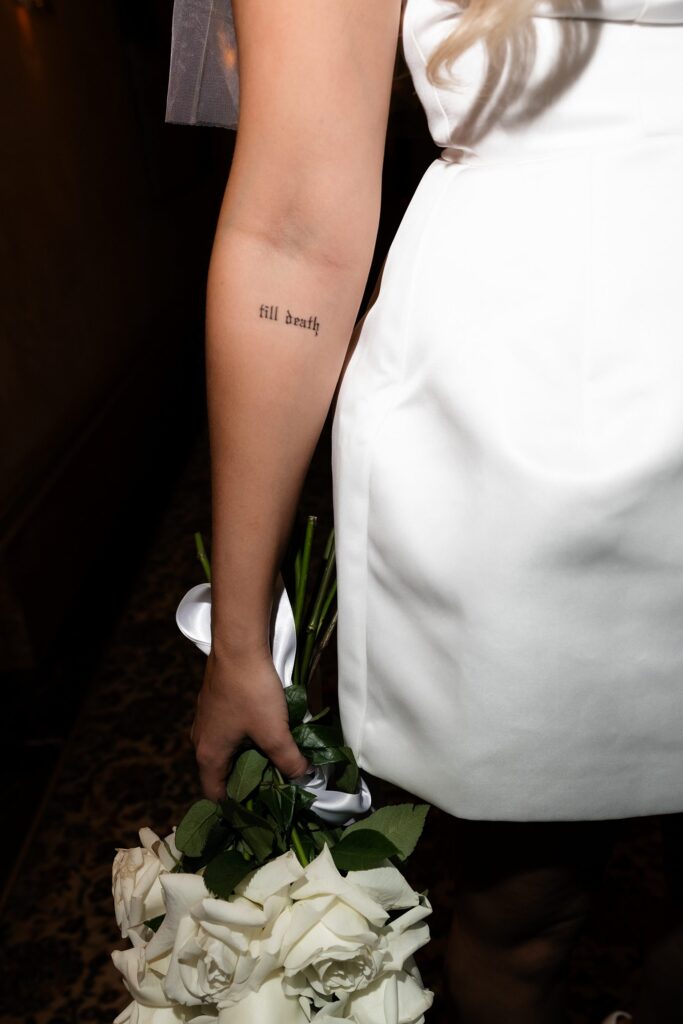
top-left (205, 225), bottom-right (372, 658)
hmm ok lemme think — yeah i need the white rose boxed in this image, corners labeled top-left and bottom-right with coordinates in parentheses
top-left (112, 928), bottom-right (173, 1007)
top-left (157, 852), bottom-right (303, 1011)
top-left (144, 874), bottom-right (210, 964)
top-left (113, 827), bottom-right (181, 939)
top-left (112, 927), bottom-right (217, 1024)
top-left (351, 874), bottom-right (431, 979)
top-left (278, 846), bottom-right (389, 1003)
top-left (114, 1002), bottom-right (217, 1024)
top-left (346, 864), bottom-right (432, 974)
top-left (280, 846), bottom-right (432, 1007)
top-left (216, 971), bottom-right (309, 1024)
top-left (313, 961), bottom-right (433, 1024)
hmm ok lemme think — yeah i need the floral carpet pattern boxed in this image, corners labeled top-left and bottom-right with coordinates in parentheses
top-left (0, 427), bottom-right (677, 1024)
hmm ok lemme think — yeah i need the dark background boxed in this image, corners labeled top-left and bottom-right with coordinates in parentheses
top-left (0, 3), bottom-right (677, 1023)
top-left (0, 0), bottom-right (433, 862)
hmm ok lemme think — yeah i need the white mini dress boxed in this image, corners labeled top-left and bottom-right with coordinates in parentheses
top-left (331, 0), bottom-right (683, 821)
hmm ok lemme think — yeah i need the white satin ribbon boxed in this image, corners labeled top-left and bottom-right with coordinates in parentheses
top-left (176, 578), bottom-right (372, 826)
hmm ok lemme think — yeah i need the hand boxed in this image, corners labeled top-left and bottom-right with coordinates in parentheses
top-left (190, 644), bottom-right (311, 801)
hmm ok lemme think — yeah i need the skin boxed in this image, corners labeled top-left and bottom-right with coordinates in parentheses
top-left (191, 0), bottom-right (403, 801)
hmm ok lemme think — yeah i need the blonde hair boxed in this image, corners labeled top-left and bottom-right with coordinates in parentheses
top-left (425, 0), bottom-right (539, 88)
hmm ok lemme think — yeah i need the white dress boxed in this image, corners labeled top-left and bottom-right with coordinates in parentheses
top-left (331, 0), bottom-right (683, 821)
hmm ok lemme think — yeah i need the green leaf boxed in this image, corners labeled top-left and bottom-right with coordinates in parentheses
top-left (144, 913), bottom-right (165, 932)
top-left (335, 747), bottom-right (360, 794)
top-left (294, 787), bottom-right (317, 812)
top-left (292, 722), bottom-right (346, 765)
top-left (259, 786), bottom-right (280, 825)
top-left (285, 686), bottom-right (309, 728)
top-left (310, 822), bottom-right (341, 851)
top-left (307, 746), bottom-right (347, 766)
top-left (203, 850), bottom-right (255, 900)
top-left (330, 830), bottom-right (400, 871)
top-left (221, 796), bottom-right (272, 831)
top-left (175, 800), bottom-right (220, 857)
top-left (245, 825), bottom-right (275, 861)
top-left (226, 749), bottom-right (268, 803)
top-left (259, 784), bottom-right (296, 833)
top-left (196, 820), bottom-right (235, 867)
top-left (292, 722), bottom-right (344, 750)
top-left (220, 797), bottom-right (275, 863)
top-left (341, 804), bottom-right (429, 862)
top-left (279, 786), bottom-right (297, 828)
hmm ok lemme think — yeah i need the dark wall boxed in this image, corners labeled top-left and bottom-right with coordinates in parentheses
top-left (0, 0), bottom-right (233, 667)
top-left (0, 1), bottom-right (436, 670)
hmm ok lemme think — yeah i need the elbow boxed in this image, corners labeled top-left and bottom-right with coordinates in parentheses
top-left (217, 182), bottom-right (382, 276)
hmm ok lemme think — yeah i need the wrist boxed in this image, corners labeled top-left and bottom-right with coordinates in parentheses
top-left (210, 629), bottom-right (271, 663)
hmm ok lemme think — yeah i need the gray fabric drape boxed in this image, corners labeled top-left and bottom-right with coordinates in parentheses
top-left (166, 0), bottom-right (239, 129)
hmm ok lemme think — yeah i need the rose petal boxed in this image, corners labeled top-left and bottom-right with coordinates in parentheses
top-left (387, 895), bottom-right (432, 936)
top-left (280, 900), bottom-right (378, 973)
top-left (114, 843), bottom-right (169, 940)
top-left (345, 867), bottom-right (420, 911)
top-left (146, 874), bottom-right (210, 962)
top-left (162, 916), bottom-right (206, 1006)
top-left (140, 827), bottom-right (163, 851)
top-left (111, 945), bottom-right (173, 1008)
top-left (216, 971), bottom-right (309, 1024)
top-left (235, 851), bottom-right (304, 905)
top-left (383, 921), bottom-right (431, 971)
top-left (395, 967), bottom-right (434, 1024)
top-left (158, 830), bottom-right (182, 870)
top-left (114, 1003), bottom-right (215, 1023)
top-left (343, 969), bottom-right (434, 1024)
top-left (291, 847), bottom-right (388, 927)
top-left (194, 895), bottom-right (267, 931)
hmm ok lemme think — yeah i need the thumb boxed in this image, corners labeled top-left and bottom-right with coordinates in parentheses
top-left (258, 724), bottom-right (311, 780)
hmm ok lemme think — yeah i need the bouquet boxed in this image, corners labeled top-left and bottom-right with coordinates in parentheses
top-left (110, 517), bottom-right (433, 1023)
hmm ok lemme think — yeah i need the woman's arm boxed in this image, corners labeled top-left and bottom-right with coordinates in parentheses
top-left (192, 0), bottom-right (403, 799)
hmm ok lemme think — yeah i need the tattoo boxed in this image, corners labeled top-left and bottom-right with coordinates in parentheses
top-left (259, 304), bottom-right (320, 337)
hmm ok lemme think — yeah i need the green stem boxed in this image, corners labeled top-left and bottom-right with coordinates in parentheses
top-left (291, 825), bottom-right (309, 867)
top-left (293, 516), bottom-right (316, 633)
top-left (300, 545), bottom-right (336, 685)
top-left (308, 608), bottom-right (338, 680)
top-left (293, 516), bottom-right (316, 685)
top-left (317, 607), bottom-right (338, 652)
top-left (316, 579), bottom-right (337, 639)
top-left (308, 545), bottom-right (336, 635)
top-left (194, 531), bottom-right (212, 583)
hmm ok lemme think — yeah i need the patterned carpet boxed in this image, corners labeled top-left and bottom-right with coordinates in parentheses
top-left (0, 424), bottom-right (679, 1024)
